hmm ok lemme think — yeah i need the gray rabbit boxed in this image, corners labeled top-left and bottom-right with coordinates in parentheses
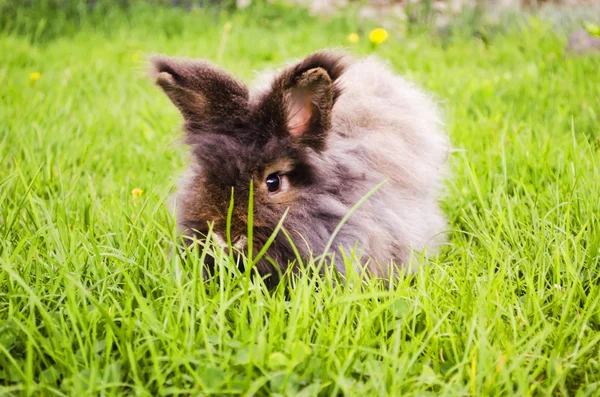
top-left (150, 50), bottom-right (449, 286)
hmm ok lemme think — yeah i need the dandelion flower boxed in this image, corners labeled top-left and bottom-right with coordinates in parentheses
top-left (348, 33), bottom-right (359, 44)
top-left (131, 53), bottom-right (141, 61)
top-left (131, 188), bottom-right (143, 197)
top-left (369, 28), bottom-right (389, 45)
top-left (584, 21), bottom-right (600, 37)
top-left (495, 354), bottom-right (507, 373)
top-left (29, 72), bottom-right (41, 82)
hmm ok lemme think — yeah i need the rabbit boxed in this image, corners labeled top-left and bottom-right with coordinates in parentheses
top-left (150, 50), bottom-right (449, 286)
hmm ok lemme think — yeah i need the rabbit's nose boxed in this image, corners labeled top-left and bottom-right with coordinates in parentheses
top-left (211, 233), bottom-right (247, 250)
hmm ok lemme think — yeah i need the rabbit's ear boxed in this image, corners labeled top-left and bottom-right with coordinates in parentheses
top-left (284, 67), bottom-right (333, 144)
top-left (256, 51), bottom-right (346, 151)
top-left (150, 56), bottom-right (249, 132)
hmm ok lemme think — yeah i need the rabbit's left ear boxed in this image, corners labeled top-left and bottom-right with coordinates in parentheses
top-left (256, 51), bottom-right (346, 151)
top-left (149, 55), bottom-right (249, 133)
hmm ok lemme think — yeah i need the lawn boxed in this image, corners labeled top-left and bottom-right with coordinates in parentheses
top-left (1, 2), bottom-right (599, 396)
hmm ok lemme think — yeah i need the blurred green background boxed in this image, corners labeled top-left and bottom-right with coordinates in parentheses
top-left (1, 0), bottom-right (599, 395)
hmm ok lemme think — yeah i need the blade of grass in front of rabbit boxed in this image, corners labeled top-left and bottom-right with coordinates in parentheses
top-left (226, 187), bottom-right (235, 264)
top-left (199, 222), bottom-right (215, 280)
top-left (216, 220), bottom-right (229, 299)
top-left (268, 227), bottom-right (302, 289)
top-left (250, 207), bottom-right (289, 268)
top-left (240, 179), bottom-right (255, 288)
top-left (204, 220), bottom-right (227, 287)
top-left (316, 180), bottom-right (388, 272)
top-left (338, 241), bottom-right (363, 285)
top-left (281, 227), bottom-right (304, 272)
top-left (246, 179), bottom-right (254, 270)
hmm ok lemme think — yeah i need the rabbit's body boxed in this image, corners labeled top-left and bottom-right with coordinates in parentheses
top-left (152, 51), bottom-right (449, 284)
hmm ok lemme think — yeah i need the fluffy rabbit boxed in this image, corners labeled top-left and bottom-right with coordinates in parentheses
top-left (150, 50), bottom-right (449, 285)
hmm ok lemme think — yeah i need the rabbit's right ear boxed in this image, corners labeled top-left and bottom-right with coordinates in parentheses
top-left (150, 56), bottom-right (249, 132)
top-left (254, 51), bottom-right (347, 151)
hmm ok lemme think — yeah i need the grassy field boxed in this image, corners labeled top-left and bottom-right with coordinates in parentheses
top-left (1, 3), bottom-right (600, 396)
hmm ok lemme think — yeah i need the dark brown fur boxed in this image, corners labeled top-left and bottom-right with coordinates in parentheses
top-left (151, 52), bottom-right (348, 285)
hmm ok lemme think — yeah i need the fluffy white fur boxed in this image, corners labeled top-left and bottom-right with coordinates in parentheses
top-left (250, 54), bottom-right (450, 274)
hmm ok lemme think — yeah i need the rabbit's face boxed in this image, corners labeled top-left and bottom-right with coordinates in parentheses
top-left (151, 52), bottom-right (346, 279)
top-left (182, 131), bottom-right (314, 251)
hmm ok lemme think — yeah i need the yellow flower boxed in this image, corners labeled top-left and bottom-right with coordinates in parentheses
top-left (131, 188), bottom-right (143, 197)
top-left (348, 33), bottom-right (359, 44)
top-left (369, 28), bottom-right (389, 45)
top-left (131, 53), bottom-right (141, 61)
top-left (584, 21), bottom-right (600, 37)
top-left (495, 354), bottom-right (507, 373)
top-left (29, 72), bottom-right (41, 82)
top-left (224, 21), bottom-right (233, 33)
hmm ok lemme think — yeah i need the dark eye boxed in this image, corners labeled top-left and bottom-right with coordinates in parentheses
top-left (265, 173), bottom-right (281, 193)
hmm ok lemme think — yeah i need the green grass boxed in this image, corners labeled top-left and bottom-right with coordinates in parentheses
top-left (1, 3), bottom-right (600, 396)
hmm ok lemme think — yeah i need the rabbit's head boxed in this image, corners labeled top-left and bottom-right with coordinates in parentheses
top-left (151, 52), bottom-right (348, 283)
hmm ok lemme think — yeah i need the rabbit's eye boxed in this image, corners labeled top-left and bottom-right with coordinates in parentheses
top-left (265, 173), bottom-right (281, 193)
